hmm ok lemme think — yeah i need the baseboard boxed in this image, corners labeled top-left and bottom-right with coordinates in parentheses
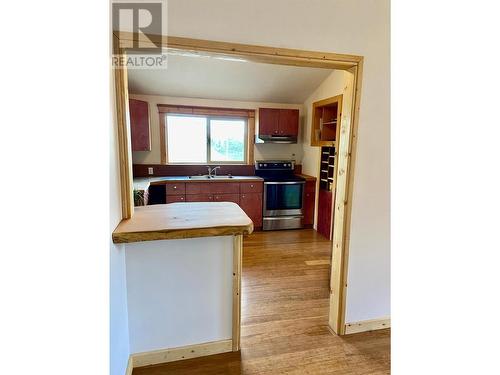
top-left (344, 317), bottom-right (390, 334)
top-left (130, 339), bottom-right (233, 369)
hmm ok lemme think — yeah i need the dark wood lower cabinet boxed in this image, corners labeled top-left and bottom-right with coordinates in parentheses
top-left (317, 189), bottom-right (333, 239)
top-left (166, 195), bottom-right (185, 203)
top-left (303, 181), bottom-right (316, 226)
top-left (239, 193), bottom-right (263, 228)
top-left (166, 181), bottom-right (264, 229)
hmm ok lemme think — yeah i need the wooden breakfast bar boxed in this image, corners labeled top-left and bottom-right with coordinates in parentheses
top-left (112, 202), bottom-right (253, 368)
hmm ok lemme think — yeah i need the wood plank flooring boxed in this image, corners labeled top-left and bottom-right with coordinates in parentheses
top-left (133, 229), bottom-right (390, 375)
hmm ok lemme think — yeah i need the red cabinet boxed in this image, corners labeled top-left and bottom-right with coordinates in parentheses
top-left (303, 181), bottom-right (316, 226)
top-left (165, 180), bottom-right (264, 229)
top-left (317, 190), bottom-right (333, 239)
top-left (129, 99), bottom-right (151, 151)
top-left (240, 193), bottom-right (263, 228)
top-left (259, 108), bottom-right (299, 137)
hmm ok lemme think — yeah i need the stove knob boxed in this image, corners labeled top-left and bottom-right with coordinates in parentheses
top-left (264, 164), bottom-right (267, 167)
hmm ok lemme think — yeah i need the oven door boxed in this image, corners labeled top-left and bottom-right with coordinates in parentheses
top-left (263, 181), bottom-right (305, 217)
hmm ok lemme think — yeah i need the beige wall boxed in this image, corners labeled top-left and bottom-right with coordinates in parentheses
top-left (129, 94), bottom-right (304, 165)
top-left (162, 0), bottom-right (390, 323)
top-left (300, 70), bottom-right (348, 229)
top-left (301, 70), bottom-right (347, 177)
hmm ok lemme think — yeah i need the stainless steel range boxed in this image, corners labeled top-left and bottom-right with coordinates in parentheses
top-left (255, 160), bottom-right (305, 230)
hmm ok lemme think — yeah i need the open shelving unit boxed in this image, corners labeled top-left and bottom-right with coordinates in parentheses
top-left (310, 94), bottom-right (342, 147)
top-left (319, 147), bottom-right (336, 191)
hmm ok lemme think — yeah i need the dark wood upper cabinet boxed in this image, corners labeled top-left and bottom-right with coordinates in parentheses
top-left (278, 109), bottom-right (299, 136)
top-left (258, 108), bottom-right (299, 137)
top-left (258, 108), bottom-right (281, 136)
top-left (129, 99), bottom-right (151, 151)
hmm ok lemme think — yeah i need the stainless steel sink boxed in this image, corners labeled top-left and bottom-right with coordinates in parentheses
top-left (210, 175), bottom-right (234, 179)
top-left (188, 175), bottom-right (234, 180)
top-left (188, 175), bottom-right (211, 180)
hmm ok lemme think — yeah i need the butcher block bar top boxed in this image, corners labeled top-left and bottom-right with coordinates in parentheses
top-left (112, 202), bottom-right (254, 243)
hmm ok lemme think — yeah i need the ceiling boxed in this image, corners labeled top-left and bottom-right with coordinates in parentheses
top-left (127, 53), bottom-right (333, 104)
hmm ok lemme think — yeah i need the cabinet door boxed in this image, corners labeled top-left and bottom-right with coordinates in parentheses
top-left (258, 108), bottom-right (280, 136)
top-left (165, 182), bottom-right (186, 195)
top-left (317, 190), bottom-right (333, 239)
top-left (185, 193), bottom-right (214, 202)
top-left (239, 193), bottom-right (263, 228)
top-left (209, 183), bottom-right (240, 194)
top-left (213, 194), bottom-right (240, 204)
top-left (129, 99), bottom-right (151, 151)
top-left (303, 181), bottom-right (316, 225)
top-left (240, 181), bottom-right (263, 193)
top-left (166, 195), bottom-right (186, 203)
top-left (278, 109), bottom-right (299, 136)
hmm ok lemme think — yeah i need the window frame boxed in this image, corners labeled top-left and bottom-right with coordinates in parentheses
top-left (158, 104), bottom-right (255, 165)
top-left (165, 113), bottom-right (248, 165)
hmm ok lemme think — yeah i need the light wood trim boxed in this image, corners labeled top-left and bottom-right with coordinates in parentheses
top-left (328, 71), bottom-right (353, 333)
top-left (344, 317), bottom-right (390, 335)
top-left (113, 34), bottom-right (134, 219)
top-left (114, 32), bottom-right (362, 69)
top-left (159, 113), bottom-right (167, 164)
top-left (131, 339), bottom-right (233, 368)
top-left (310, 94), bottom-right (343, 147)
top-left (335, 63), bottom-right (364, 334)
top-left (247, 117), bottom-right (255, 164)
top-left (232, 234), bottom-right (243, 351)
top-left (113, 33), bottom-right (364, 337)
top-left (125, 356), bottom-right (133, 375)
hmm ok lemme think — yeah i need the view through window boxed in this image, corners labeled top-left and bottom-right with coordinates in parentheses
top-left (166, 114), bottom-right (246, 163)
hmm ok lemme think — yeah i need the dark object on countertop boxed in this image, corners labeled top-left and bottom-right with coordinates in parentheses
top-left (147, 184), bottom-right (166, 205)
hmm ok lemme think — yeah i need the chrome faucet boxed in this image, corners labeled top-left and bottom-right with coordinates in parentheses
top-left (207, 166), bottom-right (221, 177)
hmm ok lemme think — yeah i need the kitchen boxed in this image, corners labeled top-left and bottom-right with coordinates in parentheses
top-left (111, 36), bottom-right (387, 374)
top-left (127, 51), bottom-right (347, 238)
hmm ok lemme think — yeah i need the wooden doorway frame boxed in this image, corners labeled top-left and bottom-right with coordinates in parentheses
top-left (112, 32), bottom-right (363, 335)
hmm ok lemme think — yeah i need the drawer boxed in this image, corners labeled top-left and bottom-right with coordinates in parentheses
top-left (185, 182), bottom-right (211, 195)
top-left (185, 194), bottom-right (214, 202)
top-left (165, 182), bottom-right (185, 195)
top-left (209, 182), bottom-right (240, 194)
top-left (240, 181), bottom-right (263, 193)
top-left (213, 193), bottom-right (240, 204)
top-left (166, 195), bottom-right (186, 203)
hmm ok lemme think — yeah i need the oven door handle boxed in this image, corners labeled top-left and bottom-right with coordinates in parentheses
top-left (264, 181), bottom-right (306, 185)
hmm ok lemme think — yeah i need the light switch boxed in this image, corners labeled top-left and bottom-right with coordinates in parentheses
top-left (148, 167), bottom-right (154, 175)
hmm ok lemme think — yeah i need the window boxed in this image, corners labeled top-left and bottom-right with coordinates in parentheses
top-left (166, 114), bottom-right (247, 164)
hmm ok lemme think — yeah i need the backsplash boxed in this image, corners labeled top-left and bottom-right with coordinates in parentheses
top-left (133, 164), bottom-right (256, 177)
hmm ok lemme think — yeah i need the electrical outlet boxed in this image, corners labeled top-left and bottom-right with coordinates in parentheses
top-left (148, 167), bottom-right (154, 175)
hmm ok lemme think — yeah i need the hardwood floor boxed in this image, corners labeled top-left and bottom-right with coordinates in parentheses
top-left (133, 229), bottom-right (390, 375)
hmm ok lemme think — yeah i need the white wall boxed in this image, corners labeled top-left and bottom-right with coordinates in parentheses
top-left (163, 0), bottom-right (390, 323)
top-left (110, 74), bottom-right (130, 374)
top-left (125, 236), bottom-right (233, 353)
top-left (129, 94), bottom-right (304, 165)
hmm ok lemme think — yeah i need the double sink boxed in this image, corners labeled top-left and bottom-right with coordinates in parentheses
top-left (188, 175), bottom-right (234, 180)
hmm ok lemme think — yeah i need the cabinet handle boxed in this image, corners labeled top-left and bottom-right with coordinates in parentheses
top-left (180, 197), bottom-right (184, 200)
top-left (173, 186), bottom-right (177, 189)
top-left (242, 195), bottom-right (245, 198)
top-left (250, 184), bottom-right (254, 188)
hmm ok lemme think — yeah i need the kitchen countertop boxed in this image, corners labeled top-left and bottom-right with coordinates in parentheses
top-left (295, 173), bottom-right (317, 181)
top-left (133, 175), bottom-right (264, 191)
top-left (112, 202), bottom-right (253, 243)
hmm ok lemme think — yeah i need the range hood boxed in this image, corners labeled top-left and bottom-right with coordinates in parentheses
top-left (255, 134), bottom-right (297, 144)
